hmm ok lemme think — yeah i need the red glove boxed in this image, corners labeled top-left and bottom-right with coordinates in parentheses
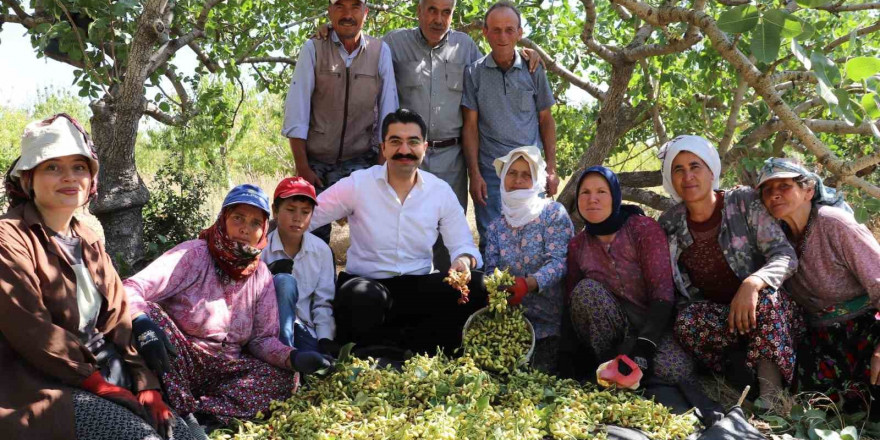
top-left (80, 371), bottom-right (147, 420)
top-left (596, 355), bottom-right (643, 390)
top-left (138, 389), bottom-right (173, 438)
top-left (508, 277), bottom-right (529, 306)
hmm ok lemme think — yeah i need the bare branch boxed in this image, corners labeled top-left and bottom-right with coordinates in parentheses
top-left (1, 0), bottom-right (28, 20)
top-left (771, 70), bottom-right (816, 84)
top-left (621, 186), bottom-right (676, 211)
top-left (715, 0), bottom-right (750, 5)
top-left (618, 170), bottom-right (662, 187)
top-left (817, 2), bottom-right (880, 12)
top-left (623, 31), bottom-right (703, 60)
top-left (186, 40), bottom-right (220, 73)
top-left (581, 0), bottom-right (620, 63)
top-left (163, 69), bottom-right (189, 107)
top-left (824, 20), bottom-right (880, 52)
top-left (719, 77), bottom-right (748, 156)
top-left (639, 60), bottom-right (668, 144)
top-left (145, 29), bottom-right (205, 77)
top-left (144, 102), bottom-right (186, 125)
top-left (239, 56), bottom-right (297, 65)
top-left (847, 151), bottom-right (880, 174)
top-left (519, 38), bottom-right (606, 101)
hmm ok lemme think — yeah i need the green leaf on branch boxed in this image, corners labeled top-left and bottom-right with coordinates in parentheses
top-left (845, 57), bottom-right (880, 82)
top-left (830, 89), bottom-right (859, 126)
top-left (795, 0), bottom-right (829, 8)
top-left (796, 21), bottom-right (816, 41)
top-left (811, 52), bottom-right (842, 86)
top-left (792, 40), bottom-right (811, 69)
top-left (816, 81), bottom-right (838, 106)
top-left (862, 93), bottom-right (880, 119)
top-left (763, 9), bottom-right (802, 39)
top-left (751, 13), bottom-right (783, 64)
top-left (717, 5), bottom-right (760, 34)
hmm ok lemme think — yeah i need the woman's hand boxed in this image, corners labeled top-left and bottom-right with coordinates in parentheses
top-left (871, 343), bottom-right (880, 385)
top-left (138, 390), bottom-right (173, 439)
top-left (728, 276), bottom-right (765, 335)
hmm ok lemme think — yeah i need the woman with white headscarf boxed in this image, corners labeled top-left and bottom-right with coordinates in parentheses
top-left (483, 146), bottom-right (574, 374)
top-left (657, 135), bottom-right (801, 400)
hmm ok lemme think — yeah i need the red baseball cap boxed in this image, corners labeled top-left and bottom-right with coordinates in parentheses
top-left (273, 177), bottom-right (318, 205)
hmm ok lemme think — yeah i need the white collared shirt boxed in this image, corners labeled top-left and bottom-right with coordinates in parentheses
top-left (310, 164), bottom-right (482, 279)
top-left (262, 230), bottom-right (337, 340)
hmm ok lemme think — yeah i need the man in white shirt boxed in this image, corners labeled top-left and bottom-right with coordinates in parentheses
top-left (263, 177), bottom-right (339, 355)
top-left (310, 108), bottom-right (486, 354)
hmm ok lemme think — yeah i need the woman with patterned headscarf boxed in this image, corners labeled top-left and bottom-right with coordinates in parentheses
top-left (483, 146), bottom-right (574, 374)
top-left (563, 165), bottom-right (694, 388)
top-left (658, 135), bottom-right (801, 400)
top-left (123, 184), bottom-right (332, 427)
top-left (758, 157), bottom-right (880, 407)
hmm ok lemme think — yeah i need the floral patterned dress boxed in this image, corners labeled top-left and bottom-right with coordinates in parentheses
top-left (484, 201), bottom-right (574, 372)
top-left (659, 187), bottom-right (803, 384)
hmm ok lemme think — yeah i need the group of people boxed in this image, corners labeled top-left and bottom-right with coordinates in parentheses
top-left (1, 0), bottom-right (879, 439)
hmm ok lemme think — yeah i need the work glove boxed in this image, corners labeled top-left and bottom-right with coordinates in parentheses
top-left (138, 389), bottom-right (173, 439)
top-left (267, 258), bottom-right (294, 275)
top-left (132, 314), bottom-right (178, 376)
top-left (507, 277), bottom-right (529, 306)
top-left (81, 371), bottom-right (148, 420)
top-left (290, 350), bottom-right (335, 374)
top-left (597, 355), bottom-right (643, 390)
top-left (318, 338), bottom-right (342, 357)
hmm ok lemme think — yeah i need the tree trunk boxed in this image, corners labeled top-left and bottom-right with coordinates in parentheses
top-left (557, 61), bottom-right (638, 216)
top-left (89, 99), bottom-right (150, 268)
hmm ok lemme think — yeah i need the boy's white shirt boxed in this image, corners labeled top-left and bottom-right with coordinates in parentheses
top-left (262, 229), bottom-right (337, 340)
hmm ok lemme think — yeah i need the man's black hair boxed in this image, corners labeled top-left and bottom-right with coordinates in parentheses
top-left (484, 1), bottom-right (521, 28)
top-left (381, 108), bottom-right (428, 141)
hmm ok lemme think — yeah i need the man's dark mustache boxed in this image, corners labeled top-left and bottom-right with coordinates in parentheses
top-left (392, 154), bottom-right (418, 161)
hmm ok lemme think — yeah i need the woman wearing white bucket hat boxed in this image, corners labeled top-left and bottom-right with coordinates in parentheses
top-left (483, 145), bottom-right (574, 374)
top-left (0, 114), bottom-right (195, 440)
top-left (657, 135), bottom-right (802, 401)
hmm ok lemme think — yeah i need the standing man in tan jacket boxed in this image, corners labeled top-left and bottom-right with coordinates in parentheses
top-left (282, 0), bottom-right (399, 243)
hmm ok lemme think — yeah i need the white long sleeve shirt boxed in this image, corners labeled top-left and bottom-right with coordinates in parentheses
top-left (262, 230), bottom-right (337, 340)
top-left (310, 164), bottom-right (482, 279)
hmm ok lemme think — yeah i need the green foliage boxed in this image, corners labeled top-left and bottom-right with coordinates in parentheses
top-left (756, 392), bottom-right (878, 440)
top-left (140, 155), bottom-right (211, 268)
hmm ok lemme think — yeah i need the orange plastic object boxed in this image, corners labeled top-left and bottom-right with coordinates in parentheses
top-left (596, 355), bottom-right (643, 390)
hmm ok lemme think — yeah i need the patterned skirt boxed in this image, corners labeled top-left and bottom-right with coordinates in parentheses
top-left (145, 303), bottom-right (298, 424)
top-left (673, 288), bottom-right (802, 384)
top-left (797, 310), bottom-right (880, 405)
top-left (569, 279), bottom-right (695, 384)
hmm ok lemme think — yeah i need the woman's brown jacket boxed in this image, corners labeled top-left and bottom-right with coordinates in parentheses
top-left (0, 202), bottom-right (160, 439)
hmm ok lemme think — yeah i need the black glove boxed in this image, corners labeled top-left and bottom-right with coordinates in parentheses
top-left (318, 338), bottom-right (342, 357)
top-left (290, 350), bottom-right (334, 374)
top-left (131, 314), bottom-right (178, 376)
top-left (267, 259), bottom-right (294, 275)
top-left (618, 337), bottom-right (657, 376)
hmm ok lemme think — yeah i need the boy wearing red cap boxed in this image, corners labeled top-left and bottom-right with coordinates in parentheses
top-left (263, 177), bottom-right (339, 355)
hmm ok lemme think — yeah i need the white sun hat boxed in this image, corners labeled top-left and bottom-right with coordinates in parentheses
top-left (12, 114), bottom-right (99, 178)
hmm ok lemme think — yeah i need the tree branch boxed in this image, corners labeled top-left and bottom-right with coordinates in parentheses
top-left (824, 20), bottom-right (880, 52)
top-left (816, 2), bottom-right (880, 12)
top-left (1, 0), bottom-right (28, 20)
top-left (640, 60), bottom-right (668, 144)
top-left (613, 0), bottom-right (880, 198)
top-left (618, 170), bottom-right (662, 187)
top-left (144, 102), bottom-right (187, 125)
top-left (163, 69), bottom-right (189, 107)
top-left (519, 38), bottom-right (606, 101)
top-left (238, 56), bottom-right (297, 65)
top-left (581, 0), bottom-right (620, 63)
top-left (719, 76), bottom-right (748, 156)
top-left (145, 29), bottom-right (205, 77)
top-left (621, 186), bottom-right (676, 211)
top-left (186, 40), bottom-right (220, 73)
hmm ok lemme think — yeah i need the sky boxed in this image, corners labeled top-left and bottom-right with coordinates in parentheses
top-left (0, 26), bottom-right (82, 108)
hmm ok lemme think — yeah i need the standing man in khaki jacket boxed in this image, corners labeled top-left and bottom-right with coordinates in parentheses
top-left (282, 0), bottom-right (399, 243)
